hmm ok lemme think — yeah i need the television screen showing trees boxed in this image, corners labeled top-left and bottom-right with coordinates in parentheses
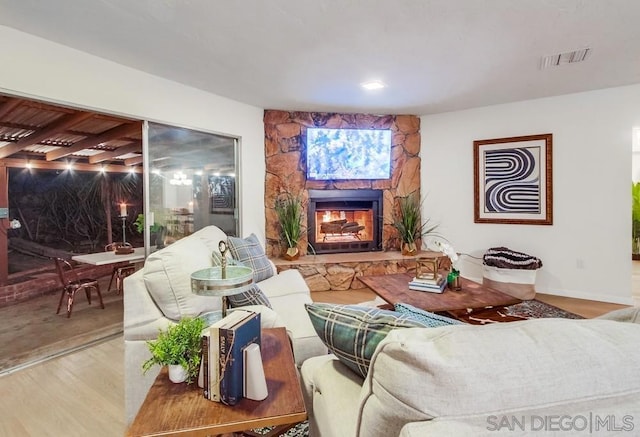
top-left (306, 128), bottom-right (391, 180)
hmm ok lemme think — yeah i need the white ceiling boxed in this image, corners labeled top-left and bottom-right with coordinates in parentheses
top-left (2, 0), bottom-right (640, 115)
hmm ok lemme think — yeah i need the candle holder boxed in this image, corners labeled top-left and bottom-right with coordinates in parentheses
top-left (120, 215), bottom-right (127, 244)
top-left (115, 215), bottom-right (134, 255)
top-left (415, 256), bottom-right (440, 280)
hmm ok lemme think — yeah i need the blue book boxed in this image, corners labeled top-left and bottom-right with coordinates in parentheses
top-left (219, 310), bottom-right (261, 406)
top-left (204, 310), bottom-right (250, 402)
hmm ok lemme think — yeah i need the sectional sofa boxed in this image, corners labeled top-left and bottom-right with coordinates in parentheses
top-left (300, 307), bottom-right (640, 436)
top-left (123, 225), bottom-right (327, 424)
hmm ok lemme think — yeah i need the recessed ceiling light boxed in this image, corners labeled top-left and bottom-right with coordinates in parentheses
top-left (361, 80), bottom-right (386, 90)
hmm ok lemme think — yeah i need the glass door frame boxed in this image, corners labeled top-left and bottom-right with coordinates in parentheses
top-left (141, 121), bottom-right (241, 256)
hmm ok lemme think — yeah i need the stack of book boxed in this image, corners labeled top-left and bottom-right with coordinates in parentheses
top-left (408, 274), bottom-right (447, 293)
top-left (201, 309), bottom-right (261, 405)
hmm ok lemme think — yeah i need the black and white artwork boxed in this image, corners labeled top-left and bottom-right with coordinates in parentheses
top-left (474, 134), bottom-right (552, 225)
top-left (209, 175), bottom-right (235, 212)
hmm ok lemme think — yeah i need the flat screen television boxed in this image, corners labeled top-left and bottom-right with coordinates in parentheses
top-left (306, 128), bottom-right (391, 180)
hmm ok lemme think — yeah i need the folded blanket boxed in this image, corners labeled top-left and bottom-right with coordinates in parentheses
top-left (483, 246), bottom-right (542, 270)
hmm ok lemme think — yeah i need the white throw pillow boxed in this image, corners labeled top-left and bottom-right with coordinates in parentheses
top-left (143, 237), bottom-right (220, 320)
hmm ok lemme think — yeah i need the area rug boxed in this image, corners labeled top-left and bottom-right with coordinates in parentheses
top-left (446, 299), bottom-right (584, 325)
top-left (251, 421), bottom-right (309, 436)
top-left (504, 299), bottom-right (584, 320)
top-left (0, 276), bottom-right (123, 374)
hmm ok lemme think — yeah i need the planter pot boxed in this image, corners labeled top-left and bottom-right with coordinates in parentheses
top-left (402, 242), bottom-right (418, 256)
top-left (168, 364), bottom-right (188, 383)
top-left (282, 247), bottom-right (300, 261)
top-left (155, 226), bottom-right (167, 249)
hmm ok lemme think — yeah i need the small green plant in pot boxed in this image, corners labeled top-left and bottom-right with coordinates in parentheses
top-left (274, 192), bottom-right (305, 260)
top-left (142, 317), bottom-right (205, 384)
top-left (134, 213), bottom-right (166, 248)
top-left (391, 194), bottom-right (439, 255)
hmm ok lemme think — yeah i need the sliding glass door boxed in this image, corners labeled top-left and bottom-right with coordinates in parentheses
top-left (143, 122), bottom-right (239, 252)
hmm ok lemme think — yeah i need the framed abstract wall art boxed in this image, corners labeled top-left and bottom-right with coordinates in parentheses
top-left (208, 175), bottom-right (235, 213)
top-left (474, 133), bottom-right (553, 225)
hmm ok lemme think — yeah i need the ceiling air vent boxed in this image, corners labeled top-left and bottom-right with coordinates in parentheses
top-left (540, 48), bottom-right (591, 69)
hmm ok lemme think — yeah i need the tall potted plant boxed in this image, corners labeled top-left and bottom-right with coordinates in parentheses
top-left (142, 317), bottom-right (205, 384)
top-left (391, 194), bottom-right (439, 256)
top-left (632, 182), bottom-right (640, 258)
top-left (274, 192), bottom-right (304, 260)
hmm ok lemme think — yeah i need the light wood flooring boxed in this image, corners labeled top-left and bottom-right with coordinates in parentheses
top-left (0, 288), bottom-right (632, 436)
top-left (0, 335), bottom-right (123, 437)
top-left (633, 260), bottom-right (640, 305)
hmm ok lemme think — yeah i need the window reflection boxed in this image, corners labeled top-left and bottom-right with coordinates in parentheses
top-left (146, 123), bottom-right (238, 247)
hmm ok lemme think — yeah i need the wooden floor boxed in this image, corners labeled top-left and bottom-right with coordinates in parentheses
top-left (0, 287), bottom-right (632, 436)
top-left (0, 335), bottom-right (124, 437)
top-left (633, 260), bottom-right (640, 305)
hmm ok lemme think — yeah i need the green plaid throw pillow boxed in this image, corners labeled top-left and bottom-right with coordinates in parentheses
top-left (305, 303), bottom-right (428, 378)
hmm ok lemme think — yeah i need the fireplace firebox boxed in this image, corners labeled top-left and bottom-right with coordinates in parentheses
top-left (308, 189), bottom-right (383, 254)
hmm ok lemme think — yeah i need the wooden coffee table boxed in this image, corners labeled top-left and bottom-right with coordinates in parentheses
top-left (127, 327), bottom-right (306, 437)
top-left (359, 272), bottom-right (521, 313)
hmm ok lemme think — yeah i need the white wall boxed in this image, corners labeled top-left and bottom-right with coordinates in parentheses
top-left (0, 26), bottom-right (266, 240)
top-left (422, 85), bottom-right (640, 304)
top-left (633, 127), bottom-right (640, 182)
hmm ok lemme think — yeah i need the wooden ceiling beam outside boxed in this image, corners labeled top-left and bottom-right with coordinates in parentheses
top-left (0, 111), bottom-right (96, 159)
top-left (1, 158), bottom-right (142, 174)
top-left (124, 155), bottom-right (143, 166)
top-left (46, 121), bottom-right (142, 161)
top-left (89, 141), bottom-right (141, 164)
top-left (0, 98), bottom-right (23, 119)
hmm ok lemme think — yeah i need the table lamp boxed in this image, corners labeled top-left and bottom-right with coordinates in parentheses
top-left (191, 241), bottom-right (254, 324)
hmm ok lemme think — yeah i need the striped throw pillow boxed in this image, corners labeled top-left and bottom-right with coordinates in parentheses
top-left (394, 302), bottom-right (464, 327)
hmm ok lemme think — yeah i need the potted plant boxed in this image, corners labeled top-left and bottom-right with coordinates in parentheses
top-left (142, 317), bottom-right (206, 384)
top-left (391, 194), bottom-right (439, 256)
top-left (632, 182), bottom-right (640, 259)
top-left (274, 192), bottom-right (305, 260)
top-left (134, 213), bottom-right (166, 249)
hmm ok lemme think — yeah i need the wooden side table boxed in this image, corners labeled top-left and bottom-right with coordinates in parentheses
top-left (127, 327), bottom-right (306, 437)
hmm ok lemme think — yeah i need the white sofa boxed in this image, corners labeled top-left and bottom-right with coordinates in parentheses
top-left (301, 309), bottom-right (640, 436)
top-left (123, 225), bottom-right (327, 424)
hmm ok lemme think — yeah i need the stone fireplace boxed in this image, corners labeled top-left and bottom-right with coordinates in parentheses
top-left (264, 110), bottom-right (421, 258)
top-left (308, 189), bottom-right (382, 254)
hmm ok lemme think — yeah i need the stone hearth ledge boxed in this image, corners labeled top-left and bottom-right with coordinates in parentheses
top-left (271, 250), bottom-right (445, 292)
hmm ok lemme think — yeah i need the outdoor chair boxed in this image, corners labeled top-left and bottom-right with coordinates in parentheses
top-left (105, 242), bottom-right (136, 294)
top-left (54, 257), bottom-right (105, 318)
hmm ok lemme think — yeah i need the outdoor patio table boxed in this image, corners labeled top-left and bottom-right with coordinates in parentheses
top-left (71, 247), bottom-right (146, 266)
